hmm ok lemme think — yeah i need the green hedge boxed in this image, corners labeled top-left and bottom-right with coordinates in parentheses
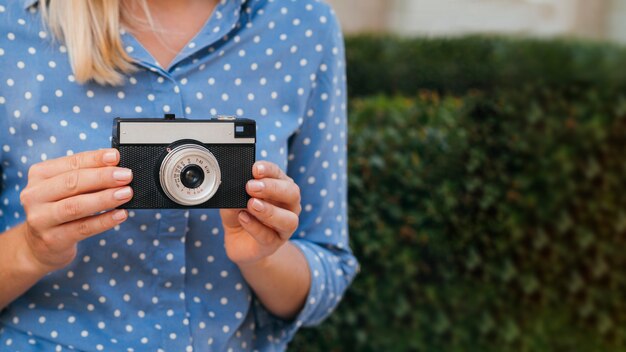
top-left (345, 36), bottom-right (626, 97)
top-left (290, 37), bottom-right (626, 351)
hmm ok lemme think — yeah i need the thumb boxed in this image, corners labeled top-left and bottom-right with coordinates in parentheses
top-left (219, 209), bottom-right (243, 229)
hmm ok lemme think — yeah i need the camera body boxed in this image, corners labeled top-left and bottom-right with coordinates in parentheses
top-left (112, 114), bottom-right (256, 209)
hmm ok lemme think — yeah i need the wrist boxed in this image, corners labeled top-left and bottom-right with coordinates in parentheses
top-left (14, 224), bottom-right (54, 277)
top-left (234, 242), bottom-right (310, 320)
top-left (235, 243), bottom-right (295, 273)
top-left (236, 251), bottom-right (275, 272)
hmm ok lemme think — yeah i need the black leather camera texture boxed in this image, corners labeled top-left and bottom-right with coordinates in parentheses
top-left (117, 144), bottom-right (254, 209)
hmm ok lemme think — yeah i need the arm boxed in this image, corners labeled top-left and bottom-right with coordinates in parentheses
top-left (0, 149), bottom-right (132, 310)
top-left (219, 7), bottom-right (358, 325)
top-left (237, 241), bottom-right (310, 319)
top-left (220, 162), bottom-right (309, 319)
top-left (0, 224), bottom-right (48, 310)
top-left (280, 7), bottom-right (358, 327)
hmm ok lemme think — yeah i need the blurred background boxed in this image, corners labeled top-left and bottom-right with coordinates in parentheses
top-left (328, 0), bottom-right (625, 43)
top-left (290, 0), bottom-right (626, 351)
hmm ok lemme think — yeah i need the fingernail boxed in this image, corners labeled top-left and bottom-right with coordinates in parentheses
top-left (113, 169), bottom-right (132, 181)
top-left (114, 187), bottom-right (132, 200)
top-left (248, 180), bottom-right (264, 192)
top-left (103, 150), bottom-right (118, 164)
top-left (239, 211), bottom-right (250, 223)
top-left (252, 198), bottom-right (264, 212)
top-left (256, 164), bottom-right (265, 176)
top-left (112, 209), bottom-right (127, 221)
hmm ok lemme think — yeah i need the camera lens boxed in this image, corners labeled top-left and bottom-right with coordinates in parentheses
top-left (159, 143), bottom-right (221, 206)
top-left (181, 165), bottom-right (205, 189)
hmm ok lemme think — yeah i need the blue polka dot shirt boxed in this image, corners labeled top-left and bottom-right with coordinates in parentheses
top-left (0, 0), bottom-right (358, 350)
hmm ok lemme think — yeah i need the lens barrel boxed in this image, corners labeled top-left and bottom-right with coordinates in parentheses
top-left (159, 144), bottom-right (221, 206)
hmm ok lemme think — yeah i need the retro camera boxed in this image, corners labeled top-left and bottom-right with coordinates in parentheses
top-left (112, 114), bottom-right (256, 209)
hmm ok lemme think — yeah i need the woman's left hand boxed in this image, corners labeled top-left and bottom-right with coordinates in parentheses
top-left (220, 161), bottom-right (302, 266)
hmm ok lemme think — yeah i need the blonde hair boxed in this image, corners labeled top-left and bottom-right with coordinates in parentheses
top-left (40, 0), bottom-right (151, 86)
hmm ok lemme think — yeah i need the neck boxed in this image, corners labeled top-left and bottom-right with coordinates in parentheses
top-left (125, 0), bottom-right (218, 68)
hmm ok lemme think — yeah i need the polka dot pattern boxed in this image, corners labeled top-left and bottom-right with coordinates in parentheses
top-left (0, 0), bottom-right (358, 351)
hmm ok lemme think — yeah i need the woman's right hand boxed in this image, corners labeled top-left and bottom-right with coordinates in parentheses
top-left (18, 149), bottom-right (133, 273)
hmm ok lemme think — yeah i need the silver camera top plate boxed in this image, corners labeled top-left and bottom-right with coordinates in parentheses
top-left (117, 119), bottom-right (255, 145)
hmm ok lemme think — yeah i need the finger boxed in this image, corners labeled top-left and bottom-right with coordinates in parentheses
top-left (247, 198), bottom-right (299, 240)
top-left (247, 178), bottom-right (301, 213)
top-left (28, 149), bottom-right (120, 182)
top-left (25, 167), bottom-right (132, 203)
top-left (43, 186), bottom-right (133, 227)
top-left (59, 209), bottom-right (128, 244)
top-left (238, 211), bottom-right (281, 247)
top-left (220, 209), bottom-right (244, 229)
top-left (253, 161), bottom-right (290, 181)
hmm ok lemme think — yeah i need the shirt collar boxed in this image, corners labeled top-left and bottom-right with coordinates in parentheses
top-left (122, 0), bottom-right (248, 72)
top-left (22, 0), bottom-right (38, 10)
top-left (22, 0), bottom-right (247, 12)
top-left (22, 0), bottom-right (248, 72)
top-left (22, 0), bottom-right (247, 11)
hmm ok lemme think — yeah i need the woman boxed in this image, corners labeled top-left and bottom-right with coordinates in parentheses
top-left (0, 0), bottom-right (357, 350)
